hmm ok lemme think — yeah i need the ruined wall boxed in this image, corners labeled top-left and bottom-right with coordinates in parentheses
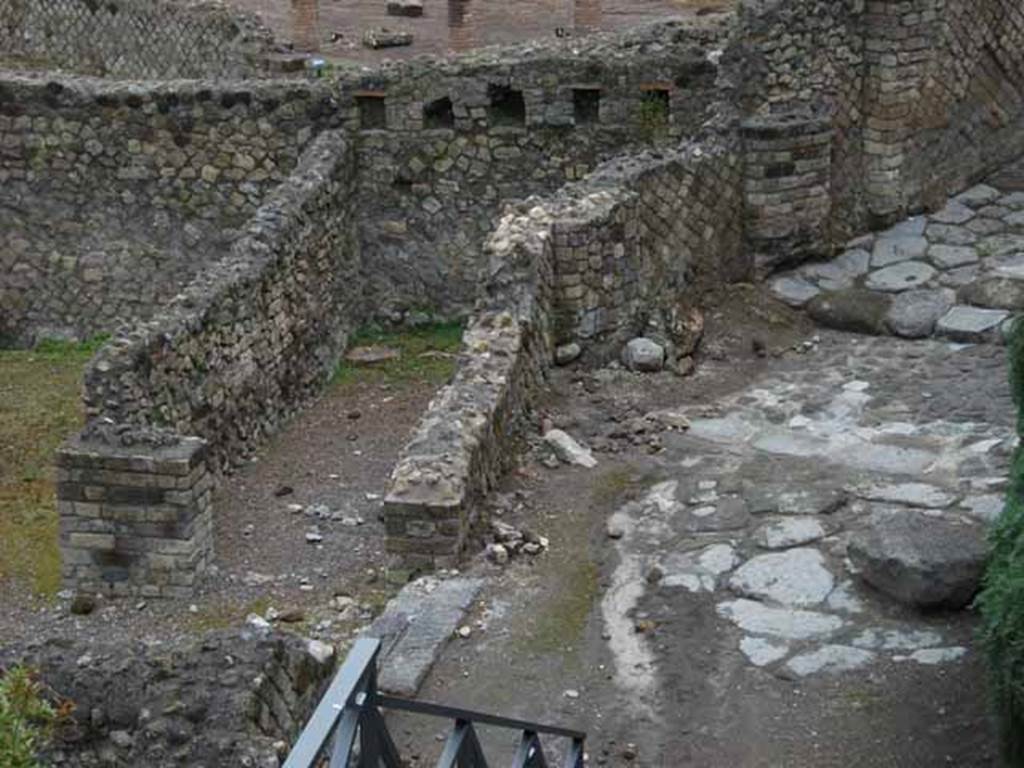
top-left (385, 131), bottom-right (745, 565)
top-left (78, 129), bottom-right (359, 472)
top-left (0, 74), bottom-right (336, 345)
top-left (339, 18), bottom-right (732, 322)
top-left (0, 0), bottom-right (275, 79)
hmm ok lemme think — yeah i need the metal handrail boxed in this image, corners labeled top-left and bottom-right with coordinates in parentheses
top-left (282, 637), bottom-right (586, 768)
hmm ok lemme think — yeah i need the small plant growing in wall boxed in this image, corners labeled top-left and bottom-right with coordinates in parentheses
top-left (636, 89), bottom-right (670, 142)
top-left (0, 666), bottom-right (56, 768)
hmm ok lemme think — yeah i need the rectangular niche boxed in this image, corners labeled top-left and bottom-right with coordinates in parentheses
top-left (424, 96), bottom-right (455, 129)
top-left (356, 93), bottom-right (387, 129)
top-left (573, 87), bottom-right (601, 125)
top-left (487, 84), bottom-right (526, 127)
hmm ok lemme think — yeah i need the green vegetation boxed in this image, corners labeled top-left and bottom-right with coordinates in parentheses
top-left (0, 666), bottom-right (55, 768)
top-left (636, 91), bottom-right (670, 142)
top-left (979, 318), bottom-right (1024, 765)
top-left (0, 337), bottom-right (105, 597)
top-left (331, 322), bottom-right (464, 388)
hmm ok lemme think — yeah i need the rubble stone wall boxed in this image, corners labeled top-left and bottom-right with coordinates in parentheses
top-left (384, 132), bottom-right (745, 565)
top-left (75, 129), bottom-right (360, 474)
top-left (0, 74), bottom-right (337, 345)
top-left (0, 0), bottom-right (275, 79)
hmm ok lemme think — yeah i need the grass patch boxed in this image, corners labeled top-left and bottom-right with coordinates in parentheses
top-left (523, 553), bottom-right (600, 655)
top-left (979, 318), bottom-right (1024, 765)
top-left (331, 322), bottom-right (464, 388)
top-left (0, 666), bottom-right (55, 768)
top-left (0, 337), bottom-right (104, 597)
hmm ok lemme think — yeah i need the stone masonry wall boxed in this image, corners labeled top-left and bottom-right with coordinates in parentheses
top-left (340, 18), bottom-right (733, 322)
top-left (77, 130), bottom-right (360, 474)
top-left (0, 0), bottom-right (275, 79)
top-left (384, 131), bottom-right (745, 565)
top-left (0, 74), bottom-right (337, 345)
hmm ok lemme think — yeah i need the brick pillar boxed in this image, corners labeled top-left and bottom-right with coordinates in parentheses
top-left (573, 0), bottom-right (602, 34)
top-left (742, 113), bottom-right (833, 275)
top-left (447, 0), bottom-right (475, 54)
top-left (58, 433), bottom-right (213, 599)
top-left (291, 0), bottom-right (320, 52)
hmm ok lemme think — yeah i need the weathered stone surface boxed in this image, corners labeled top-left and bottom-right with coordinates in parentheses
top-left (930, 200), bottom-right (975, 225)
top-left (856, 482), bottom-right (958, 509)
top-left (753, 517), bottom-right (827, 549)
top-left (927, 244), bottom-right (978, 269)
top-left (770, 276), bottom-right (820, 307)
top-left (784, 645), bottom-right (874, 677)
top-left (885, 289), bottom-right (955, 338)
top-left (622, 337), bottom-right (666, 372)
top-left (960, 278), bottom-right (1024, 310)
top-left (872, 235), bottom-right (928, 267)
top-left (740, 636), bottom-right (789, 667)
top-left (955, 184), bottom-right (1001, 208)
top-left (387, 0), bottom-right (423, 16)
top-left (864, 262), bottom-right (937, 292)
top-left (935, 305), bottom-right (1010, 341)
top-left (544, 429), bottom-right (597, 468)
top-left (555, 342), bottom-right (582, 365)
top-left (716, 599), bottom-right (844, 641)
top-left (807, 290), bottom-right (892, 335)
top-left (729, 548), bottom-right (834, 606)
top-left (848, 510), bottom-right (987, 608)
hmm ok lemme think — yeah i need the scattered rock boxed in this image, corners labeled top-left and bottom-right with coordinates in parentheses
top-left (70, 593), bottom-right (97, 616)
top-left (486, 543), bottom-right (510, 565)
top-left (621, 337), bottom-right (665, 372)
top-left (543, 429), bottom-right (597, 468)
top-left (273, 485), bottom-right (294, 497)
top-left (555, 342), bottom-right (582, 365)
top-left (848, 509), bottom-right (987, 608)
top-left (902, 647), bottom-right (967, 665)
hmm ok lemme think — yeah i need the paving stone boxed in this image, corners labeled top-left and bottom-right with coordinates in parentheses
top-left (848, 509), bottom-right (987, 609)
top-left (716, 599), bottom-right (845, 641)
top-left (825, 582), bottom-right (865, 614)
top-left (683, 495), bottom-right (750, 532)
top-left (367, 577), bottom-right (485, 695)
top-left (856, 481), bottom-right (958, 509)
top-left (926, 223), bottom-right (979, 246)
top-left (770, 275), bottom-right (820, 307)
top-left (885, 288), bottom-right (955, 338)
top-left (901, 647), bottom-right (968, 665)
top-left (959, 278), bottom-right (1024, 310)
top-left (955, 184), bottom-right (1001, 208)
top-left (991, 253), bottom-right (1024, 280)
top-left (661, 543), bottom-right (741, 592)
top-left (871, 235), bottom-right (928, 267)
top-left (929, 200), bottom-right (975, 225)
top-left (753, 517), bottom-right (827, 549)
top-left (928, 244), bottom-right (978, 269)
top-left (800, 249), bottom-right (870, 291)
top-left (966, 217), bottom-right (1006, 236)
top-left (1001, 192), bottom-right (1024, 209)
top-left (864, 262), bottom-right (937, 293)
top-left (884, 217), bottom-right (927, 238)
top-left (739, 636), bottom-right (789, 667)
top-left (938, 265), bottom-right (980, 288)
top-left (1005, 211), bottom-right (1024, 227)
top-left (979, 233), bottom-right (1024, 258)
top-left (850, 628), bottom-right (943, 651)
top-left (936, 305), bottom-right (1010, 342)
top-left (728, 548), bottom-right (834, 606)
top-left (784, 645), bottom-right (875, 677)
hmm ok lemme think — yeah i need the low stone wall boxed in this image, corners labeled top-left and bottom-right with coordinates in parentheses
top-left (339, 18), bottom-right (733, 321)
top-left (0, 74), bottom-right (337, 345)
top-left (57, 129), bottom-right (360, 596)
top-left (384, 130), bottom-right (745, 565)
top-left (0, 0), bottom-right (275, 79)
top-left (1, 629), bottom-right (335, 766)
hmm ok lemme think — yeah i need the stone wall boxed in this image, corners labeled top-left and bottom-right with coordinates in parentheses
top-left (1, 629), bottom-right (335, 767)
top-left (384, 131), bottom-right (745, 565)
top-left (0, 0), bottom-right (275, 79)
top-left (0, 74), bottom-right (337, 345)
top-left (339, 18), bottom-right (733, 321)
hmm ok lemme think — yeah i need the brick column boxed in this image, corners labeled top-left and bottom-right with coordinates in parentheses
top-left (58, 433), bottom-right (213, 599)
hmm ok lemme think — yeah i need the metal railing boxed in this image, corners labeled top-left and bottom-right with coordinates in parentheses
top-left (283, 638), bottom-right (586, 768)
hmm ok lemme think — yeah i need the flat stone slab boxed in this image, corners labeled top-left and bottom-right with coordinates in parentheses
top-left (740, 636), bottom-right (789, 667)
top-left (784, 645), bottom-right (875, 677)
top-left (661, 543), bottom-right (740, 592)
top-left (856, 481), bottom-right (958, 509)
top-left (770, 276), bottom-right (820, 307)
top-left (885, 289), bottom-right (954, 338)
top-left (728, 548), bottom-right (834, 606)
top-left (716, 599), bottom-right (844, 641)
top-left (935, 305), bottom-right (1009, 341)
top-left (929, 200), bottom-right (975, 225)
top-left (959, 277), bottom-right (1024, 310)
top-left (848, 510), bottom-right (987, 609)
top-left (864, 262), bottom-right (937, 292)
top-left (345, 345), bottom-right (401, 365)
top-left (851, 628), bottom-right (942, 651)
top-left (801, 250), bottom-right (870, 291)
top-left (955, 184), bottom-right (1001, 208)
top-left (991, 254), bottom-right (1024, 280)
top-left (928, 244), bottom-right (978, 269)
top-left (753, 517), bottom-right (827, 549)
top-left (979, 234), bottom-right (1024, 258)
top-left (544, 429), bottom-right (597, 468)
top-left (926, 223), bottom-right (978, 246)
top-left (872, 236), bottom-right (928, 267)
top-left (366, 577), bottom-right (484, 695)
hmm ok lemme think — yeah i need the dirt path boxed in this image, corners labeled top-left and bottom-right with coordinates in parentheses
top-left (390, 322), bottom-right (1008, 767)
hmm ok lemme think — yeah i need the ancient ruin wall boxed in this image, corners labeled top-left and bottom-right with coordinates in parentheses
top-left (0, 74), bottom-right (336, 345)
top-left (340, 19), bottom-right (733, 322)
top-left (384, 132), bottom-right (745, 565)
top-left (79, 130), bottom-right (360, 474)
top-left (0, 0), bottom-right (275, 79)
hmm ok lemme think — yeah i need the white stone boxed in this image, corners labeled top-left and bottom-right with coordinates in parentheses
top-left (961, 494), bottom-right (1004, 524)
top-left (865, 261), bottom-right (938, 292)
top-left (851, 628), bottom-right (943, 651)
top-left (825, 582), bottom-right (865, 614)
top-left (770, 276), bottom-right (820, 307)
top-left (857, 481), bottom-right (957, 509)
top-left (307, 639), bottom-right (335, 665)
top-left (729, 548), bottom-right (834, 606)
top-left (543, 429), bottom-right (597, 468)
top-left (902, 647), bottom-right (967, 665)
top-left (785, 645), bottom-right (875, 677)
top-left (716, 600), bottom-right (844, 640)
top-left (697, 544), bottom-right (741, 575)
top-left (928, 244), bottom-right (978, 269)
top-left (740, 636), bottom-right (789, 667)
top-left (753, 517), bottom-right (827, 550)
top-left (872, 236), bottom-right (928, 267)
top-left (622, 337), bottom-right (665, 372)
top-left (936, 306), bottom-right (1010, 341)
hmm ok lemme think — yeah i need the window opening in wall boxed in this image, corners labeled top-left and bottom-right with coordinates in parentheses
top-left (487, 84), bottom-right (526, 127)
top-left (424, 96), bottom-right (455, 129)
top-left (356, 94), bottom-right (387, 129)
top-left (638, 86), bottom-right (670, 138)
top-left (573, 88), bottom-right (601, 125)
